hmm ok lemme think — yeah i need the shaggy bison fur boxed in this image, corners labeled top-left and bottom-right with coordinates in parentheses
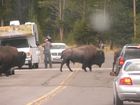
top-left (112, 49), bottom-right (121, 72)
top-left (60, 45), bottom-right (105, 72)
top-left (0, 46), bottom-right (26, 76)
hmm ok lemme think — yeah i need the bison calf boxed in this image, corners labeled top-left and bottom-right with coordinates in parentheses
top-left (60, 45), bottom-right (105, 72)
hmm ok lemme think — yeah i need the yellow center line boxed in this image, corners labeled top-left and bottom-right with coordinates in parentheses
top-left (26, 70), bottom-right (79, 105)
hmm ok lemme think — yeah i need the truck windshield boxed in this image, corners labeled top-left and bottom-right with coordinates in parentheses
top-left (1, 38), bottom-right (29, 48)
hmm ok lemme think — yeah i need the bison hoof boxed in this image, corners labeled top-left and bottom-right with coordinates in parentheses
top-left (69, 69), bottom-right (73, 72)
top-left (11, 70), bottom-right (15, 75)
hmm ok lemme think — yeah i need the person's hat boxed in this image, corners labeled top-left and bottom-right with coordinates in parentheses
top-left (46, 35), bottom-right (51, 40)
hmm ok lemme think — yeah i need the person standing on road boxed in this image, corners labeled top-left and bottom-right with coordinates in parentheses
top-left (42, 37), bottom-right (52, 68)
top-left (98, 41), bottom-right (104, 50)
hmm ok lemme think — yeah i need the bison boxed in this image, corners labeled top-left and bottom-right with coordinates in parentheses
top-left (0, 46), bottom-right (26, 76)
top-left (110, 49), bottom-right (121, 76)
top-left (60, 45), bottom-right (105, 72)
top-left (112, 49), bottom-right (121, 72)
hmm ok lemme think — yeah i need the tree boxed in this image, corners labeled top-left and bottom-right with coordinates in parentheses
top-left (73, 20), bottom-right (97, 45)
top-left (107, 0), bottom-right (133, 46)
top-left (0, 0), bottom-right (136, 46)
top-left (0, 0), bottom-right (13, 25)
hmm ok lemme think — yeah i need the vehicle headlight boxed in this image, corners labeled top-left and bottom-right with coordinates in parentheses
top-left (26, 52), bottom-right (32, 57)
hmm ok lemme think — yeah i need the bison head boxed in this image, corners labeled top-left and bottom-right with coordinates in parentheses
top-left (16, 52), bottom-right (26, 68)
top-left (95, 50), bottom-right (105, 67)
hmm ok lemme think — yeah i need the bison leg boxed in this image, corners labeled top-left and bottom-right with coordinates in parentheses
top-left (88, 66), bottom-right (92, 72)
top-left (60, 60), bottom-right (65, 72)
top-left (112, 62), bottom-right (115, 72)
top-left (82, 64), bottom-right (87, 72)
top-left (4, 66), bottom-right (12, 76)
top-left (66, 60), bottom-right (73, 72)
top-left (60, 59), bottom-right (73, 72)
top-left (5, 69), bottom-right (11, 76)
top-left (0, 67), bottom-right (2, 76)
top-left (0, 71), bottom-right (2, 76)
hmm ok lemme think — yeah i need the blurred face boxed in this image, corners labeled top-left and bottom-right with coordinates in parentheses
top-left (45, 38), bottom-right (48, 42)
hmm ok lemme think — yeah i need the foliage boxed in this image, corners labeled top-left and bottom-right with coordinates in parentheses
top-left (0, 0), bottom-right (13, 25)
top-left (73, 20), bottom-right (97, 45)
top-left (107, 0), bottom-right (133, 46)
top-left (0, 0), bottom-right (140, 46)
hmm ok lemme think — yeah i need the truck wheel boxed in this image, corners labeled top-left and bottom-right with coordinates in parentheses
top-left (11, 69), bottom-right (15, 75)
top-left (18, 66), bottom-right (22, 69)
top-left (32, 63), bottom-right (39, 68)
top-left (29, 63), bottom-right (32, 69)
top-left (5, 70), bottom-right (11, 76)
top-left (34, 63), bottom-right (39, 68)
top-left (113, 89), bottom-right (123, 105)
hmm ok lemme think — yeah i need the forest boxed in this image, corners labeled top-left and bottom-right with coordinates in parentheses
top-left (0, 0), bottom-right (140, 47)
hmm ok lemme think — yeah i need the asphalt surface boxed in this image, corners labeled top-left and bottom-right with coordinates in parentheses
top-left (1, 50), bottom-right (138, 105)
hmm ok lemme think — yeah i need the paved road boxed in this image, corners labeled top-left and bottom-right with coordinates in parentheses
top-left (0, 51), bottom-right (138, 105)
top-left (40, 69), bottom-right (114, 105)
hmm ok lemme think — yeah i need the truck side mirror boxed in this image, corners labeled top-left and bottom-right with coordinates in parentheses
top-left (36, 42), bottom-right (39, 46)
top-left (30, 45), bottom-right (33, 48)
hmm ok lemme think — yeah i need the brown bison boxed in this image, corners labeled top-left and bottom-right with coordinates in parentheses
top-left (110, 49), bottom-right (121, 76)
top-left (112, 49), bottom-right (121, 72)
top-left (60, 45), bottom-right (105, 72)
top-left (0, 46), bottom-right (26, 76)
